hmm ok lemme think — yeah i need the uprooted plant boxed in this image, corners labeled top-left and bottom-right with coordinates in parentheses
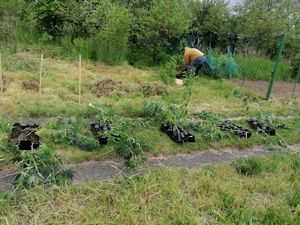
top-left (51, 118), bottom-right (99, 151)
top-left (11, 144), bottom-right (73, 190)
top-left (188, 111), bottom-right (229, 141)
top-left (93, 106), bottom-right (151, 168)
top-left (143, 76), bottom-right (194, 132)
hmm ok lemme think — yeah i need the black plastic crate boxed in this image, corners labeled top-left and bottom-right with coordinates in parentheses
top-left (247, 119), bottom-right (276, 136)
top-left (161, 122), bottom-right (195, 144)
top-left (90, 123), bottom-right (110, 145)
top-left (219, 120), bottom-right (251, 138)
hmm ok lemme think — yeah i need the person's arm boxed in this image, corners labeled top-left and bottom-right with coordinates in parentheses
top-left (183, 51), bottom-right (190, 69)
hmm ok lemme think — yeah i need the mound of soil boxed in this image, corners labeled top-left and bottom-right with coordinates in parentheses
top-left (22, 80), bottom-right (39, 91)
top-left (91, 78), bottom-right (123, 97)
top-left (142, 82), bottom-right (167, 96)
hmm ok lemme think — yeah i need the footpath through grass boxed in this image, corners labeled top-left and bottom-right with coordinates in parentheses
top-left (0, 154), bottom-right (299, 224)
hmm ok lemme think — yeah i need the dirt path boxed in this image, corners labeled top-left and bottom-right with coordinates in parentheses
top-left (1, 144), bottom-right (299, 191)
top-left (231, 79), bottom-right (300, 98)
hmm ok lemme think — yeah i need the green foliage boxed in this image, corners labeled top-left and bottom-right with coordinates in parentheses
top-left (30, 0), bottom-right (65, 38)
top-left (93, 106), bottom-right (151, 168)
top-left (2, 53), bottom-right (39, 72)
top-left (232, 157), bottom-right (263, 176)
top-left (127, 0), bottom-right (192, 65)
top-left (189, 0), bottom-right (230, 49)
top-left (143, 100), bottom-right (188, 130)
top-left (188, 111), bottom-right (228, 141)
top-left (160, 55), bottom-right (182, 84)
top-left (51, 118), bottom-right (99, 151)
top-left (115, 135), bottom-right (150, 168)
top-left (236, 55), bottom-right (290, 80)
top-left (234, 0), bottom-right (293, 37)
top-left (12, 144), bottom-right (73, 190)
top-left (286, 187), bottom-right (300, 208)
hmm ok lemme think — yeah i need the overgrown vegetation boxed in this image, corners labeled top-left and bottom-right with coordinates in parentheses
top-left (94, 107), bottom-right (151, 168)
top-left (12, 144), bottom-right (73, 190)
top-left (0, 154), bottom-right (299, 224)
top-left (232, 157), bottom-right (263, 176)
top-left (0, 0), bottom-right (299, 75)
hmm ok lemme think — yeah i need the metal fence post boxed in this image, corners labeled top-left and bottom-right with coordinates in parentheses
top-left (265, 33), bottom-right (286, 100)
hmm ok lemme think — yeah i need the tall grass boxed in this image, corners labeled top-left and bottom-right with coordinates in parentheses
top-left (236, 55), bottom-right (290, 81)
top-left (0, 154), bottom-right (299, 224)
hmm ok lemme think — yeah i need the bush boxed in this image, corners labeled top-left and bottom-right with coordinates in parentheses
top-left (232, 157), bottom-right (263, 176)
top-left (128, 0), bottom-right (191, 66)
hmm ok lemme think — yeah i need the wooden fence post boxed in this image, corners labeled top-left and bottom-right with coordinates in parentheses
top-left (0, 52), bottom-right (3, 93)
top-left (79, 55), bottom-right (82, 104)
top-left (39, 53), bottom-right (44, 94)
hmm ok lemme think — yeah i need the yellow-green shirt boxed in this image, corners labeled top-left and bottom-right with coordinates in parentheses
top-left (184, 47), bottom-right (204, 68)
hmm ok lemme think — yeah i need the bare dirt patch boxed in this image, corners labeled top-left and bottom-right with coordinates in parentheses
top-left (141, 82), bottom-right (168, 96)
top-left (91, 78), bottom-right (124, 97)
top-left (22, 80), bottom-right (39, 91)
top-left (231, 79), bottom-right (299, 98)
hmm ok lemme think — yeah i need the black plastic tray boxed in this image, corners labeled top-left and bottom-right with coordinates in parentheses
top-left (161, 122), bottom-right (195, 144)
top-left (247, 119), bottom-right (276, 136)
top-left (219, 120), bottom-right (251, 138)
top-left (8, 123), bottom-right (40, 150)
top-left (90, 123), bottom-right (110, 144)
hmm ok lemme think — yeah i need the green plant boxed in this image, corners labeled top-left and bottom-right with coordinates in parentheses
top-left (93, 106), bottom-right (151, 168)
top-left (12, 144), bottom-right (73, 190)
top-left (115, 135), bottom-right (150, 168)
top-left (51, 118), bottom-right (99, 151)
top-left (232, 157), bottom-right (263, 176)
top-left (188, 111), bottom-right (228, 141)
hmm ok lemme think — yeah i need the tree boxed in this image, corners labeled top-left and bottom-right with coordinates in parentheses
top-left (189, 0), bottom-right (231, 49)
top-left (127, 0), bottom-right (192, 65)
top-left (234, 0), bottom-right (293, 36)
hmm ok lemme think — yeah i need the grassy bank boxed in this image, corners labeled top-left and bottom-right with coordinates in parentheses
top-left (1, 154), bottom-right (299, 224)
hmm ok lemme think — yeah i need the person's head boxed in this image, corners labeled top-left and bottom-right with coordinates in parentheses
top-left (181, 47), bottom-right (187, 55)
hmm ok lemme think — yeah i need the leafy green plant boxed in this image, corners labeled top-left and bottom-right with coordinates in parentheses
top-left (188, 111), bottom-right (228, 141)
top-left (93, 106), bottom-right (151, 168)
top-left (51, 118), bottom-right (99, 151)
top-left (115, 135), bottom-right (150, 168)
top-left (12, 144), bottom-right (73, 190)
top-left (232, 157), bottom-right (263, 176)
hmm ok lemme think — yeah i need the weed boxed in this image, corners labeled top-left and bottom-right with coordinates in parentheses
top-left (286, 187), bottom-right (300, 209)
top-left (188, 112), bottom-right (228, 141)
top-left (261, 206), bottom-right (295, 225)
top-left (93, 106), bottom-right (151, 168)
top-left (12, 144), bottom-right (73, 190)
top-left (232, 157), bottom-right (263, 176)
top-left (170, 217), bottom-right (196, 225)
top-left (51, 118), bottom-right (99, 151)
top-left (159, 56), bottom-right (182, 85)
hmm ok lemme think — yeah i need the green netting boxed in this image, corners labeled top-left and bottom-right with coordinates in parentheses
top-left (206, 47), bottom-right (241, 78)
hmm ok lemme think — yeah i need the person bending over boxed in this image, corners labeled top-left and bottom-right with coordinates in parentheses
top-left (179, 47), bottom-right (212, 78)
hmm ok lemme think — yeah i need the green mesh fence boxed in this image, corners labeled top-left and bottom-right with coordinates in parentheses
top-left (206, 47), bottom-right (241, 79)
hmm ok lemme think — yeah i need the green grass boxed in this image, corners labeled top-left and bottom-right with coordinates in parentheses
top-left (0, 154), bottom-right (299, 224)
top-left (236, 55), bottom-right (290, 81)
top-left (0, 51), bottom-right (299, 170)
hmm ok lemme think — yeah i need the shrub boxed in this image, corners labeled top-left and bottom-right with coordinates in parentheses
top-left (232, 157), bottom-right (263, 176)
